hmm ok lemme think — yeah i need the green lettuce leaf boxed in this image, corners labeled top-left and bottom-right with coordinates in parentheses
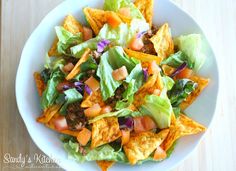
top-left (80, 56), bottom-right (98, 72)
top-left (55, 26), bottom-right (83, 56)
top-left (71, 38), bottom-right (99, 58)
top-left (161, 51), bottom-right (194, 69)
top-left (167, 79), bottom-right (197, 107)
top-left (162, 75), bottom-right (175, 91)
top-left (41, 69), bottom-right (65, 110)
top-left (140, 94), bottom-right (173, 129)
top-left (64, 140), bottom-right (128, 163)
top-left (59, 88), bottom-right (83, 115)
top-left (97, 46), bottom-right (143, 100)
top-left (104, 0), bottom-right (144, 20)
top-left (174, 34), bottom-right (206, 71)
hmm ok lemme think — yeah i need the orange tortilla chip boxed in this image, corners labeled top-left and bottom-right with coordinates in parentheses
top-left (124, 129), bottom-right (169, 165)
top-left (134, 0), bottom-right (154, 26)
top-left (161, 64), bottom-right (175, 76)
top-left (83, 7), bottom-right (131, 35)
top-left (96, 161), bottom-right (115, 171)
top-left (161, 114), bottom-right (206, 151)
top-left (37, 105), bottom-right (61, 124)
top-left (45, 113), bottom-right (80, 137)
top-left (66, 48), bottom-right (91, 80)
top-left (48, 14), bottom-right (83, 57)
top-left (81, 90), bottom-right (105, 108)
top-left (124, 48), bottom-right (162, 64)
top-left (34, 72), bottom-right (46, 96)
top-left (180, 75), bottom-right (209, 110)
top-left (91, 117), bottom-right (121, 148)
top-left (150, 23), bottom-right (174, 59)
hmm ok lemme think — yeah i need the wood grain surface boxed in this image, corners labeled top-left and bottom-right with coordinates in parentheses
top-left (0, 0), bottom-right (235, 170)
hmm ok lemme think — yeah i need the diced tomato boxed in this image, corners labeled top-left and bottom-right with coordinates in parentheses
top-left (133, 117), bottom-right (146, 133)
top-left (63, 63), bottom-right (74, 72)
top-left (175, 67), bottom-right (193, 79)
top-left (85, 76), bottom-right (100, 92)
top-left (100, 106), bottom-right (112, 114)
top-left (84, 103), bottom-right (102, 118)
top-left (53, 116), bottom-right (68, 131)
top-left (153, 146), bottom-right (167, 161)
top-left (142, 116), bottom-right (157, 131)
top-left (121, 130), bottom-right (130, 145)
top-left (56, 81), bottom-right (71, 92)
top-left (129, 37), bottom-right (144, 51)
top-left (148, 61), bottom-right (160, 75)
top-left (112, 66), bottom-right (128, 81)
top-left (133, 116), bottom-right (157, 133)
top-left (83, 27), bottom-right (93, 41)
top-left (153, 89), bottom-right (161, 96)
top-left (118, 7), bottom-right (131, 17)
top-left (77, 128), bottom-right (91, 146)
top-left (107, 12), bottom-right (122, 28)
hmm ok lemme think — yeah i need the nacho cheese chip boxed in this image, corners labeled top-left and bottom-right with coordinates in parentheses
top-left (37, 104), bottom-right (61, 123)
top-left (83, 7), bottom-right (131, 35)
top-left (81, 90), bottom-right (105, 108)
top-left (124, 48), bottom-right (162, 64)
top-left (96, 161), bottom-right (115, 171)
top-left (150, 23), bottom-right (174, 59)
top-left (48, 14), bottom-right (83, 57)
top-left (66, 48), bottom-right (91, 80)
top-left (134, 0), bottom-right (154, 26)
top-left (34, 72), bottom-right (46, 96)
top-left (45, 113), bottom-right (80, 137)
top-left (161, 114), bottom-right (206, 151)
top-left (91, 117), bottom-right (121, 148)
top-left (180, 75), bottom-right (209, 110)
top-left (123, 129), bottom-right (169, 165)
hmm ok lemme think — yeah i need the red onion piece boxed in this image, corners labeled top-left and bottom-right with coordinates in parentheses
top-left (170, 62), bottom-right (187, 78)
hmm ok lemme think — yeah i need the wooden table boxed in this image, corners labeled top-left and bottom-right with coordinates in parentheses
top-left (1, 0), bottom-right (235, 170)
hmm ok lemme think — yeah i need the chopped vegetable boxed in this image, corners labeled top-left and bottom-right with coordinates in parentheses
top-left (170, 62), bottom-right (187, 78)
top-left (100, 106), bottom-right (112, 114)
top-left (63, 63), bottom-right (75, 72)
top-left (84, 85), bottom-right (92, 95)
top-left (129, 36), bottom-right (144, 51)
top-left (121, 130), bottom-right (130, 145)
top-left (84, 103), bottom-right (102, 118)
top-left (53, 116), bottom-right (68, 131)
top-left (119, 7), bottom-right (131, 17)
top-left (97, 39), bottom-right (111, 53)
top-left (107, 12), bottom-right (122, 28)
top-left (76, 128), bottom-right (92, 146)
top-left (112, 66), bottom-right (129, 81)
top-left (176, 67), bottom-right (193, 79)
top-left (85, 76), bottom-right (100, 92)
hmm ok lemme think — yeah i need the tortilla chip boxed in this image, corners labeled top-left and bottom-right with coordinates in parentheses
top-left (81, 90), bottom-right (105, 108)
top-left (48, 14), bottom-right (83, 57)
top-left (123, 129), bottom-right (169, 165)
top-left (96, 161), bottom-right (115, 171)
top-left (134, 0), bottom-right (154, 26)
top-left (37, 105), bottom-right (61, 123)
top-left (66, 48), bottom-right (91, 80)
top-left (45, 113), bottom-right (80, 137)
top-left (83, 7), bottom-right (131, 35)
top-left (150, 23), bottom-right (174, 59)
top-left (34, 72), bottom-right (46, 96)
top-left (161, 114), bottom-right (206, 151)
top-left (124, 48), bottom-right (162, 64)
top-left (180, 75), bottom-right (209, 110)
top-left (91, 117), bottom-right (121, 148)
top-left (161, 64), bottom-right (175, 76)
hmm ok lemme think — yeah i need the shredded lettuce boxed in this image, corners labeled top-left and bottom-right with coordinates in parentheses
top-left (174, 34), bottom-right (206, 71)
top-left (140, 94), bottom-right (173, 129)
top-left (40, 69), bottom-right (65, 110)
top-left (59, 88), bottom-right (83, 115)
top-left (55, 26), bottom-right (83, 56)
top-left (80, 56), bottom-right (98, 72)
top-left (64, 140), bottom-right (128, 163)
top-left (162, 75), bottom-right (175, 91)
top-left (104, 0), bottom-right (144, 20)
top-left (97, 46), bottom-right (143, 100)
top-left (168, 79), bottom-right (197, 107)
top-left (161, 51), bottom-right (194, 69)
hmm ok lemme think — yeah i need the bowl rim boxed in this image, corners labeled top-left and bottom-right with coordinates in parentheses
top-left (15, 0), bottom-right (219, 170)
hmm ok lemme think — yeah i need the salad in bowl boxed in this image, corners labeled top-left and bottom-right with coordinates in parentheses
top-left (33, 0), bottom-right (209, 170)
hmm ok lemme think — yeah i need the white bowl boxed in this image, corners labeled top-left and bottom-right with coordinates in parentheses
top-left (16, 0), bottom-right (219, 170)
